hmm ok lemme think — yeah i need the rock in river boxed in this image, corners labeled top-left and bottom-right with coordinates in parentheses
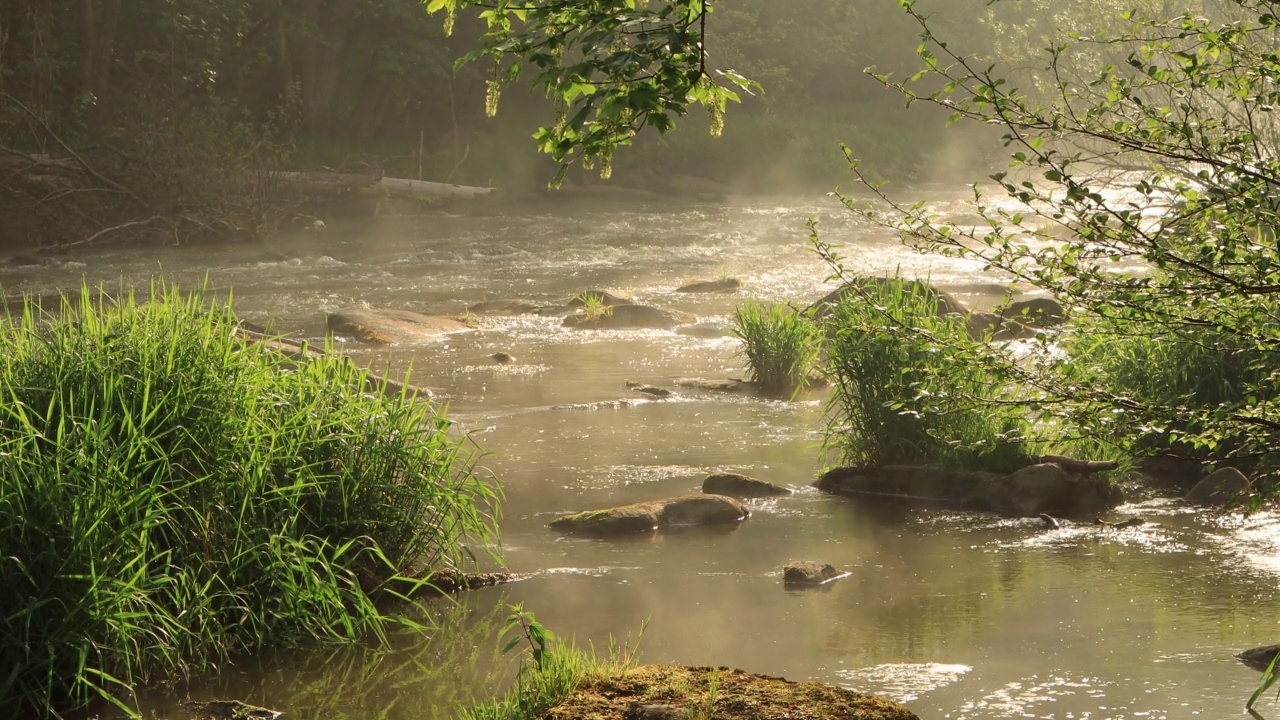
top-left (815, 462), bottom-right (1122, 518)
top-left (562, 303), bottom-right (694, 330)
top-left (702, 472), bottom-right (792, 499)
top-left (327, 306), bottom-right (471, 344)
top-left (676, 278), bottom-right (742, 293)
top-left (783, 561), bottom-right (848, 587)
top-left (1185, 466), bottom-right (1252, 506)
top-left (548, 494), bottom-right (748, 537)
top-left (535, 664), bottom-right (920, 720)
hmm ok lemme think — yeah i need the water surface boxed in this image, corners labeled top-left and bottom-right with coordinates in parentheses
top-left (8, 191), bottom-right (1278, 719)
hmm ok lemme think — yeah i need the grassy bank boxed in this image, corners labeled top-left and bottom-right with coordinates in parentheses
top-left (0, 284), bottom-right (498, 717)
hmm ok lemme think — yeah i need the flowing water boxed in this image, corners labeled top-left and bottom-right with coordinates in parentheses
top-left (8, 190), bottom-right (1280, 719)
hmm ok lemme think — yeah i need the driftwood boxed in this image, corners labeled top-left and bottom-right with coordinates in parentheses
top-left (376, 176), bottom-right (494, 198)
top-left (1032, 455), bottom-right (1120, 475)
top-left (272, 171), bottom-right (494, 199)
top-left (231, 327), bottom-right (432, 400)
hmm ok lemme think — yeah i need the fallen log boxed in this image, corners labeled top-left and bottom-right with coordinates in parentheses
top-left (376, 176), bottom-right (494, 199)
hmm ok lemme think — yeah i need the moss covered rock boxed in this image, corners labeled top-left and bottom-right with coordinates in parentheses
top-left (539, 665), bottom-right (920, 720)
top-left (548, 494), bottom-right (748, 537)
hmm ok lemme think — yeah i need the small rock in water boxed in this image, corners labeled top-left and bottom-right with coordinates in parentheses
top-left (491, 352), bottom-right (515, 364)
top-left (1239, 644), bottom-right (1280, 671)
top-left (783, 561), bottom-right (847, 587)
top-left (703, 472), bottom-right (792, 499)
top-left (1038, 513), bottom-right (1060, 529)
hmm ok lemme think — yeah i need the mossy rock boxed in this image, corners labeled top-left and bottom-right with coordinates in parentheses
top-left (539, 665), bottom-right (920, 720)
top-left (549, 494), bottom-right (748, 537)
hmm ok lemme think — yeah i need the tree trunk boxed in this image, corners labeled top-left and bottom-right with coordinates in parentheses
top-left (77, 0), bottom-right (121, 102)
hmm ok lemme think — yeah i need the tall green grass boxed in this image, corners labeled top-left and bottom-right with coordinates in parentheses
top-left (732, 302), bottom-right (823, 397)
top-left (822, 278), bottom-right (1031, 471)
top-left (1062, 319), bottom-right (1273, 464)
top-left (0, 284), bottom-right (498, 717)
top-left (461, 608), bottom-right (642, 720)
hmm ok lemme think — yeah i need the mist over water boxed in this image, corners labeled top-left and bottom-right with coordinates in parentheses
top-left (8, 191), bottom-right (1280, 719)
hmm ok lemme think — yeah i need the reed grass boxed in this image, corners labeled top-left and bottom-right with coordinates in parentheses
top-left (732, 302), bottom-right (822, 397)
top-left (0, 283), bottom-right (498, 717)
top-left (822, 277), bottom-right (1030, 471)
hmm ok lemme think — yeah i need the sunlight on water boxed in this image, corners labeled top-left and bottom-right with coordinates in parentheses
top-left (837, 662), bottom-right (972, 703)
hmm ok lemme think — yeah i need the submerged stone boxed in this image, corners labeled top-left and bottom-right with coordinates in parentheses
top-left (676, 278), bottom-right (743, 293)
top-left (327, 306), bottom-right (471, 344)
top-left (183, 700), bottom-right (281, 720)
top-left (562, 304), bottom-right (695, 330)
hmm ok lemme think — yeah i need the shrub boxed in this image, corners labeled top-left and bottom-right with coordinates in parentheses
top-left (822, 277), bottom-right (1031, 471)
top-left (1061, 315), bottom-right (1275, 466)
top-left (731, 302), bottom-right (822, 397)
top-left (0, 284), bottom-right (498, 717)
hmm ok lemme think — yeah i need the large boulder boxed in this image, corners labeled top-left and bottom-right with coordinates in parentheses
top-left (1185, 467), bottom-right (1251, 506)
top-left (806, 277), bottom-right (968, 320)
top-left (815, 465), bottom-right (1003, 506)
top-left (548, 494), bottom-right (749, 537)
top-left (816, 463), bottom-right (1122, 518)
top-left (327, 307), bottom-right (471, 344)
top-left (536, 665), bottom-right (920, 720)
top-left (1003, 297), bottom-right (1066, 326)
top-left (979, 463), bottom-right (1123, 517)
top-left (703, 472), bottom-right (792, 499)
top-left (562, 304), bottom-right (695, 330)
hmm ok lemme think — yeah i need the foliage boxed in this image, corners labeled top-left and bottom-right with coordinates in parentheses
top-left (0, 283), bottom-right (498, 717)
top-left (427, 0), bottom-right (759, 184)
top-left (731, 301), bottom-right (822, 397)
top-left (578, 292), bottom-right (614, 322)
top-left (1249, 651), bottom-right (1280, 710)
top-left (817, 271), bottom-right (1031, 471)
top-left (1061, 320), bottom-right (1270, 464)
top-left (826, 0), bottom-right (1280, 479)
top-left (461, 610), bottom-right (645, 720)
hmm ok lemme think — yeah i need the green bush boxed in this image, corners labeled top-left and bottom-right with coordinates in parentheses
top-left (0, 284), bottom-right (498, 717)
top-left (822, 277), bottom-right (1030, 471)
top-left (732, 302), bottom-right (823, 397)
top-left (1061, 316), bottom-right (1275, 465)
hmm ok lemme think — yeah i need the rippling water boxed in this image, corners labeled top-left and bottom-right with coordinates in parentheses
top-left (7, 190), bottom-right (1280, 719)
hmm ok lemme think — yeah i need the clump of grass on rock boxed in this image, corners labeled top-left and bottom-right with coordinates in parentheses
top-left (0, 284), bottom-right (498, 717)
top-left (823, 277), bottom-right (1031, 472)
top-left (732, 301), bottom-right (822, 397)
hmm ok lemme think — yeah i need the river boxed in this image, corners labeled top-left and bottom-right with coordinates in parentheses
top-left (6, 189), bottom-right (1279, 719)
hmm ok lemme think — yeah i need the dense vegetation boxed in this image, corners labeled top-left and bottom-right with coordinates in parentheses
top-left (0, 285), bottom-right (498, 716)
top-left (0, 0), bottom-right (1005, 249)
